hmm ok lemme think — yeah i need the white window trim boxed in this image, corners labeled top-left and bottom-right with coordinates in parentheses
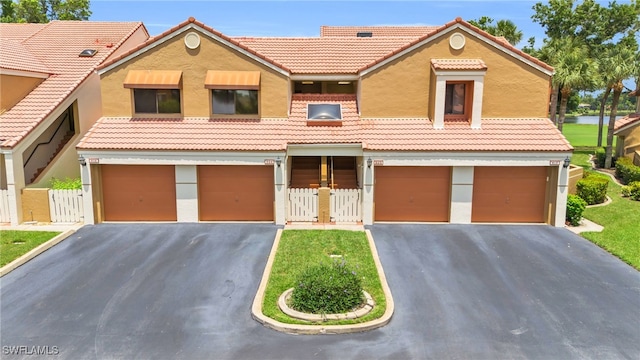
top-left (432, 70), bottom-right (485, 129)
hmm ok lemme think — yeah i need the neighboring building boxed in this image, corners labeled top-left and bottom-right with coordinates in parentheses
top-left (0, 20), bottom-right (149, 225)
top-left (614, 90), bottom-right (640, 165)
top-left (77, 17), bottom-right (573, 226)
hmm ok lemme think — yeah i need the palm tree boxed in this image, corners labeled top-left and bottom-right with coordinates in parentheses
top-left (604, 45), bottom-right (638, 168)
top-left (551, 38), bottom-right (597, 132)
top-left (468, 17), bottom-right (523, 46)
top-left (493, 20), bottom-right (523, 46)
top-left (596, 47), bottom-right (617, 147)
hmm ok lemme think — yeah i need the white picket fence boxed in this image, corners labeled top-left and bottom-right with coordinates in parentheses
top-left (330, 189), bottom-right (362, 222)
top-left (48, 189), bottom-right (83, 223)
top-left (0, 189), bottom-right (10, 223)
top-left (288, 188), bottom-right (318, 222)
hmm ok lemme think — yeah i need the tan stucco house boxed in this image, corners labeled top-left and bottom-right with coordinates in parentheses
top-left (77, 17), bottom-right (573, 226)
top-left (614, 90), bottom-right (640, 165)
top-left (0, 20), bottom-right (149, 225)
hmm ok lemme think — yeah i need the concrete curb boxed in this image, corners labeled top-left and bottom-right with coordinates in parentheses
top-left (251, 228), bottom-right (395, 335)
top-left (586, 195), bottom-right (612, 208)
top-left (0, 228), bottom-right (77, 277)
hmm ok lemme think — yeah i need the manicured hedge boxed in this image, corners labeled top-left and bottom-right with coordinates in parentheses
top-left (614, 157), bottom-right (640, 184)
top-left (566, 194), bottom-right (587, 226)
top-left (576, 173), bottom-right (609, 205)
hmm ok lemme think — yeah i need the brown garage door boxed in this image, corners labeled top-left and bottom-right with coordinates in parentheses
top-left (102, 165), bottom-right (177, 221)
top-left (375, 166), bottom-right (451, 222)
top-left (472, 166), bottom-right (547, 223)
top-left (198, 165), bottom-right (274, 221)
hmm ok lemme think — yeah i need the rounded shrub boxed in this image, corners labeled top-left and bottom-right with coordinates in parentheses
top-left (615, 157), bottom-right (640, 184)
top-left (576, 173), bottom-right (608, 205)
top-left (621, 181), bottom-right (640, 201)
top-left (594, 148), bottom-right (616, 169)
top-left (291, 260), bottom-right (364, 314)
top-left (566, 194), bottom-right (587, 226)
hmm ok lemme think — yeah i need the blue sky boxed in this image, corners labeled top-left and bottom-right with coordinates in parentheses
top-left (90, 0), bottom-right (551, 48)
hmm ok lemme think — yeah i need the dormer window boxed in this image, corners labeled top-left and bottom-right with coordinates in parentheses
top-left (430, 59), bottom-right (487, 129)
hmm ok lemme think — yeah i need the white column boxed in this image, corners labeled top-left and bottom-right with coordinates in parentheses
top-left (433, 79), bottom-right (447, 129)
top-left (471, 79), bottom-right (484, 129)
top-left (274, 157), bottom-right (286, 225)
top-left (5, 152), bottom-right (24, 225)
top-left (80, 159), bottom-right (94, 224)
top-left (450, 166), bottom-right (474, 223)
top-left (362, 158), bottom-right (374, 225)
top-left (555, 164), bottom-right (568, 227)
top-left (175, 165), bottom-right (198, 222)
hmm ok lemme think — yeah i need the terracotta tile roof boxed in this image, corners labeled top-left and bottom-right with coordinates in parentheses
top-left (100, 17), bottom-right (552, 77)
top-left (614, 113), bottom-right (640, 134)
top-left (78, 105), bottom-right (571, 153)
top-left (361, 118), bottom-right (572, 151)
top-left (359, 17), bottom-right (554, 74)
top-left (98, 17), bottom-right (292, 73)
top-left (320, 26), bottom-right (439, 37)
top-left (0, 21), bottom-right (147, 148)
top-left (232, 37), bottom-right (417, 74)
top-left (0, 23), bottom-right (46, 41)
top-left (0, 39), bottom-right (50, 74)
top-left (431, 59), bottom-right (487, 71)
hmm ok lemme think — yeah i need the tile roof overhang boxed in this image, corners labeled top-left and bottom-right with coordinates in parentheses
top-left (78, 93), bottom-right (572, 153)
top-left (614, 113), bottom-right (640, 134)
top-left (0, 21), bottom-right (148, 149)
top-left (430, 59), bottom-right (487, 71)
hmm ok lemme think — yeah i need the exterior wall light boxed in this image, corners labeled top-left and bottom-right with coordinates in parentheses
top-left (78, 155), bottom-right (86, 166)
top-left (276, 157), bottom-right (282, 168)
top-left (367, 158), bottom-right (373, 168)
top-left (563, 156), bottom-right (571, 168)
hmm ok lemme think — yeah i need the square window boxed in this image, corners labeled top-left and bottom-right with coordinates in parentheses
top-left (212, 90), bottom-right (258, 115)
top-left (133, 89), bottom-right (181, 114)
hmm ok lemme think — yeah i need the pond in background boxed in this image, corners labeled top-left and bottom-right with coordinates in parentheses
top-left (563, 115), bottom-right (625, 125)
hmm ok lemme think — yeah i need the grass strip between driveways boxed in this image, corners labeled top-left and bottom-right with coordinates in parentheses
top-left (262, 230), bottom-right (386, 325)
top-left (0, 230), bottom-right (60, 267)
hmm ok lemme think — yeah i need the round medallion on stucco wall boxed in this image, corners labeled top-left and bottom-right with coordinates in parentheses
top-left (184, 32), bottom-right (201, 50)
top-left (449, 33), bottom-right (466, 50)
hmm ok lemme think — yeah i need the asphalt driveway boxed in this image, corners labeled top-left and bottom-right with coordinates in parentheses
top-left (1, 224), bottom-right (639, 359)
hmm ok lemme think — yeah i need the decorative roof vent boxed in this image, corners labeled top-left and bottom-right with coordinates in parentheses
top-left (307, 103), bottom-right (343, 126)
top-left (184, 32), bottom-right (201, 50)
top-left (356, 31), bottom-right (373, 37)
top-left (79, 49), bottom-right (97, 57)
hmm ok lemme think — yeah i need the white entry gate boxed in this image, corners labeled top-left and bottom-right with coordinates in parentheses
top-left (330, 189), bottom-right (362, 222)
top-left (48, 189), bottom-right (83, 223)
top-left (288, 188), bottom-right (318, 222)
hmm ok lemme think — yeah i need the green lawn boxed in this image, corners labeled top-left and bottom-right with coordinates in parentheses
top-left (262, 230), bottom-right (385, 325)
top-left (569, 137), bottom-right (640, 270)
top-left (582, 181), bottom-right (640, 270)
top-left (0, 230), bottom-right (60, 267)
top-left (563, 123), bottom-right (617, 151)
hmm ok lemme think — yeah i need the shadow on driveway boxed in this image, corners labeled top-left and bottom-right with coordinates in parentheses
top-left (1, 224), bottom-right (638, 359)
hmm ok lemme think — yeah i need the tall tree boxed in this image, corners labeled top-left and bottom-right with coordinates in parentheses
top-left (0, 0), bottom-right (16, 22)
top-left (552, 38), bottom-right (597, 132)
top-left (2, 0), bottom-right (90, 23)
top-left (468, 16), bottom-right (523, 46)
top-left (604, 43), bottom-right (638, 168)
